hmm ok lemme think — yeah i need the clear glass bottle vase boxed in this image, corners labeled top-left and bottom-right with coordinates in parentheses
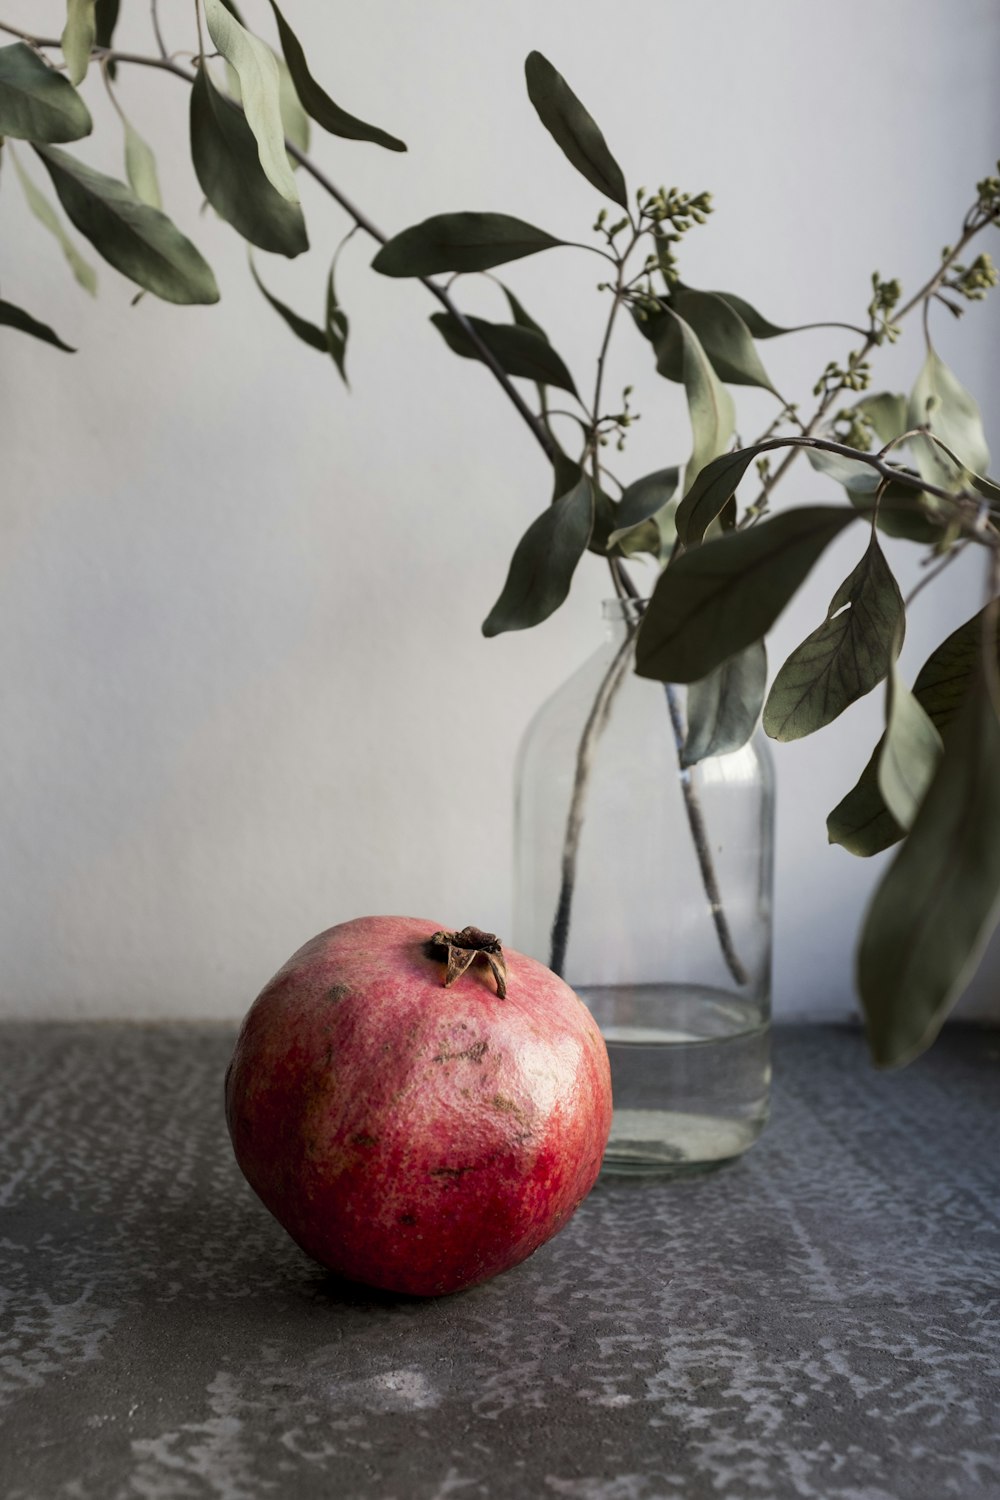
top-left (514, 598), bottom-right (774, 1176)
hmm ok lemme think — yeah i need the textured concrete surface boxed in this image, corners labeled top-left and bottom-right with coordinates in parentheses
top-left (1, 1024), bottom-right (998, 1500)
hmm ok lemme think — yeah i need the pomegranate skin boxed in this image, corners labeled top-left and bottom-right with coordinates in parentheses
top-left (225, 915), bottom-right (612, 1297)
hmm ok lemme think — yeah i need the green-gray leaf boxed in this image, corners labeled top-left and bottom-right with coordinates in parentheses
top-left (523, 51), bottom-right (627, 208)
top-left (500, 284), bottom-right (548, 341)
top-left (275, 50), bottom-right (310, 154)
top-left (661, 308), bottom-right (735, 494)
top-left (856, 391), bottom-right (908, 445)
top-left (805, 443), bottom-right (944, 545)
top-left (708, 288), bottom-right (791, 339)
top-left (482, 477), bottom-right (594, 637)
top-left (616, 468), bottom-right (680, 531)
top-left (429, 313), bottom-right (577, 394)
top-left (0, 42), bottom-right (93, 142)
top-left (674, 446), bottom-right (760, 546)
top-left (123, 116), bottom-right (162, 210)
top-left (607, 467), bottom-right (680, 558)
top-left (33, 144), bottom-right (219, 305)
top-left (249, 255), bottom-right (327, 351)
top-left (827, 746), bottom-right (903, 858)
top-left (266, 0), bottom-right (405, 152)
top-left (827, 605), bottom-right (1000, 857)
top-left (906, 345), bottom-right (990, 492)
top-left (0, 295), bottom-right (75, 351)
top-left (635, 507), bottom-right (857, 684)
top-left (94, 0), bottom-right (119, 48)
top-left (203, 0), bottom-right (298, 204)
top-left (857, 669), bottom-right (1000, 1066)
top-left (190, 63), bottom-right (308, 258)
top-left (763, 532), bottom-right (904, 741)
top-left (373, 214), bottom-right (563, 278)
top-left (683, 641), bottom-right (768, 766)
top-left (326, 257), bottom-right (348, 386)
top-left (877, 661), bottom-right (943, 831)
top-left (656, 289), bottom-right (779, 394)
top-left (62, 0), bottom-right (96, 86)
top-left (224, 49), bottom-right (310, 157)
top-left (10, 146), bottom-right (97, 295)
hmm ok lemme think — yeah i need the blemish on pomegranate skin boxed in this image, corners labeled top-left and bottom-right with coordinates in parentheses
top-left (398, 1213), bottom-right (417, 1225)
top-left (351, 1133), bottom-right (378, 1147)
top-left (326, 983), bottom-right (351, 1003)
top-left (433, 1040), bottom-right (488, 1064)
top-left (430, 1165), bottom-right (474, 1178)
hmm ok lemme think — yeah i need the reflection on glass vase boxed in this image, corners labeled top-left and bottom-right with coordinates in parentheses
top-left (514, 597), bottom-right (775, 1177)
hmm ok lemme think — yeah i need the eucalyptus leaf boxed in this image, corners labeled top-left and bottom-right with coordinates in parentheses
top-left (805, 443), bottom-right (944, 546)
top-left (635, 506), bottom-right (857, 684)
top-left (877, 661), bottom-right (944, 831)
top-left (326, 257), bottom-right (349, 385)
top-left (33, 144), bottom-right (219, 305)
top-left (203, 0), bottom-right (299, 204)
top-left (672, 289), bottom-right (779, 393)
top-left (249, 255), bottom-right (327, 351)
top-left (827, 604), bottom-right (1000, 857)
top-left (674, 446), bottom-right (760, 546)
top-left (0, 42), bottom-right (93, 142)
top-left (430, 313), bottom-right (577, 394)
top-left (683, 640), bottom-right (768, 766)
top-left (482, 477), bottom-right (594, 636)
top-left (266, 0), bottom-right (405, 152)
top-left (0, 296), bottom-right (75, 351)
top-left (661, 308), bottom-right (735, 494)
top-left (707, 288), bottom-right (791, 339)
top-left (94, 0), bottom-right (119, 48)
top-left (550, 448), bottom-right (581, 501)
top-left (373, 214), bottom-right (563, 278)
top-left (123, 116), bottom-right (162, 210)
top-left (616, 468), bottom-right (680, 531)
top-left (10, 147), bottom-right (97, 295)
top-left (275, 52), bottom-right (310, 154)
top-left (826, 747), bottom-right (904, 858)
top-left (190, 63), bottom-right (308, 257)
top-left (607, 467), bottom-right (680, 557)
top-left (523, 51), bottom-right (627, 208)
top-left (856, 391), bottom-right (908, 445)
top-left (910, 604), bottom-right (1000, 730)
top-left (763, 532), bottom-right (904, 742)
top-left (906, 345), bottom-right (990, 491)
top-left (857, 670), bottom-right (1000, 1067)
top-left (500, 284), bottom-right (548, 341)
top-left (62, 0), bottom-right (96, 86)
top-left (225, 47), bottom-right (310, 156)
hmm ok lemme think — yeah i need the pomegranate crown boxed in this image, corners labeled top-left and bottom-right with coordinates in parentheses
top-left (427, 926), bottom-right (508, 999)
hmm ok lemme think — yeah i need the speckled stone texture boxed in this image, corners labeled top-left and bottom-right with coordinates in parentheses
top-left (1, 1025), bottom-right (998, 1500)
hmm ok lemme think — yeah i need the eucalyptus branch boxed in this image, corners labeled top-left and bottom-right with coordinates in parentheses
top-left (745, 211), bottom-right (998, 510)
top-left (549, 619), bottom-right (639, 976)
top-left (0, 21), bottom-right (561, 465)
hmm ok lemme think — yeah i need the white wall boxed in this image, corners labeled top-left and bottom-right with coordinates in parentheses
top-left (1, 0), bottom-right (998, 1022)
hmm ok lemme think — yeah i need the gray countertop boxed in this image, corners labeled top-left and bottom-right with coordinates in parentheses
top-left (1, 1023), bottom-right (998, 1500)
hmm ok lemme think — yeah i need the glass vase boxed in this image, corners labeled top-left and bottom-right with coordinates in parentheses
top-left (513, 597), bottom-right (774, 1176)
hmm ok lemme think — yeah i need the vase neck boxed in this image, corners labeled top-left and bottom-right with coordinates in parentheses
top-left (602, 596), bottom-right (647, 645)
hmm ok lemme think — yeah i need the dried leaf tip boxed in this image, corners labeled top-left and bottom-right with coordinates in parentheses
top-left (427, 926), bottom-right (508, 999)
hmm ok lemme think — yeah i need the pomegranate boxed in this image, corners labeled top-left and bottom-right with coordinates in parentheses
top-left (225, 915), bottom-right (612, 1296)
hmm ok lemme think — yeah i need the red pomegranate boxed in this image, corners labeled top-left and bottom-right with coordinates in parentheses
top-left (225, 915), bottom-right (612, 1296)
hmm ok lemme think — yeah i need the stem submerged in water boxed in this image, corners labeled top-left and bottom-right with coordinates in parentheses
top-left (548, 611), bottom-right (749, 988)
